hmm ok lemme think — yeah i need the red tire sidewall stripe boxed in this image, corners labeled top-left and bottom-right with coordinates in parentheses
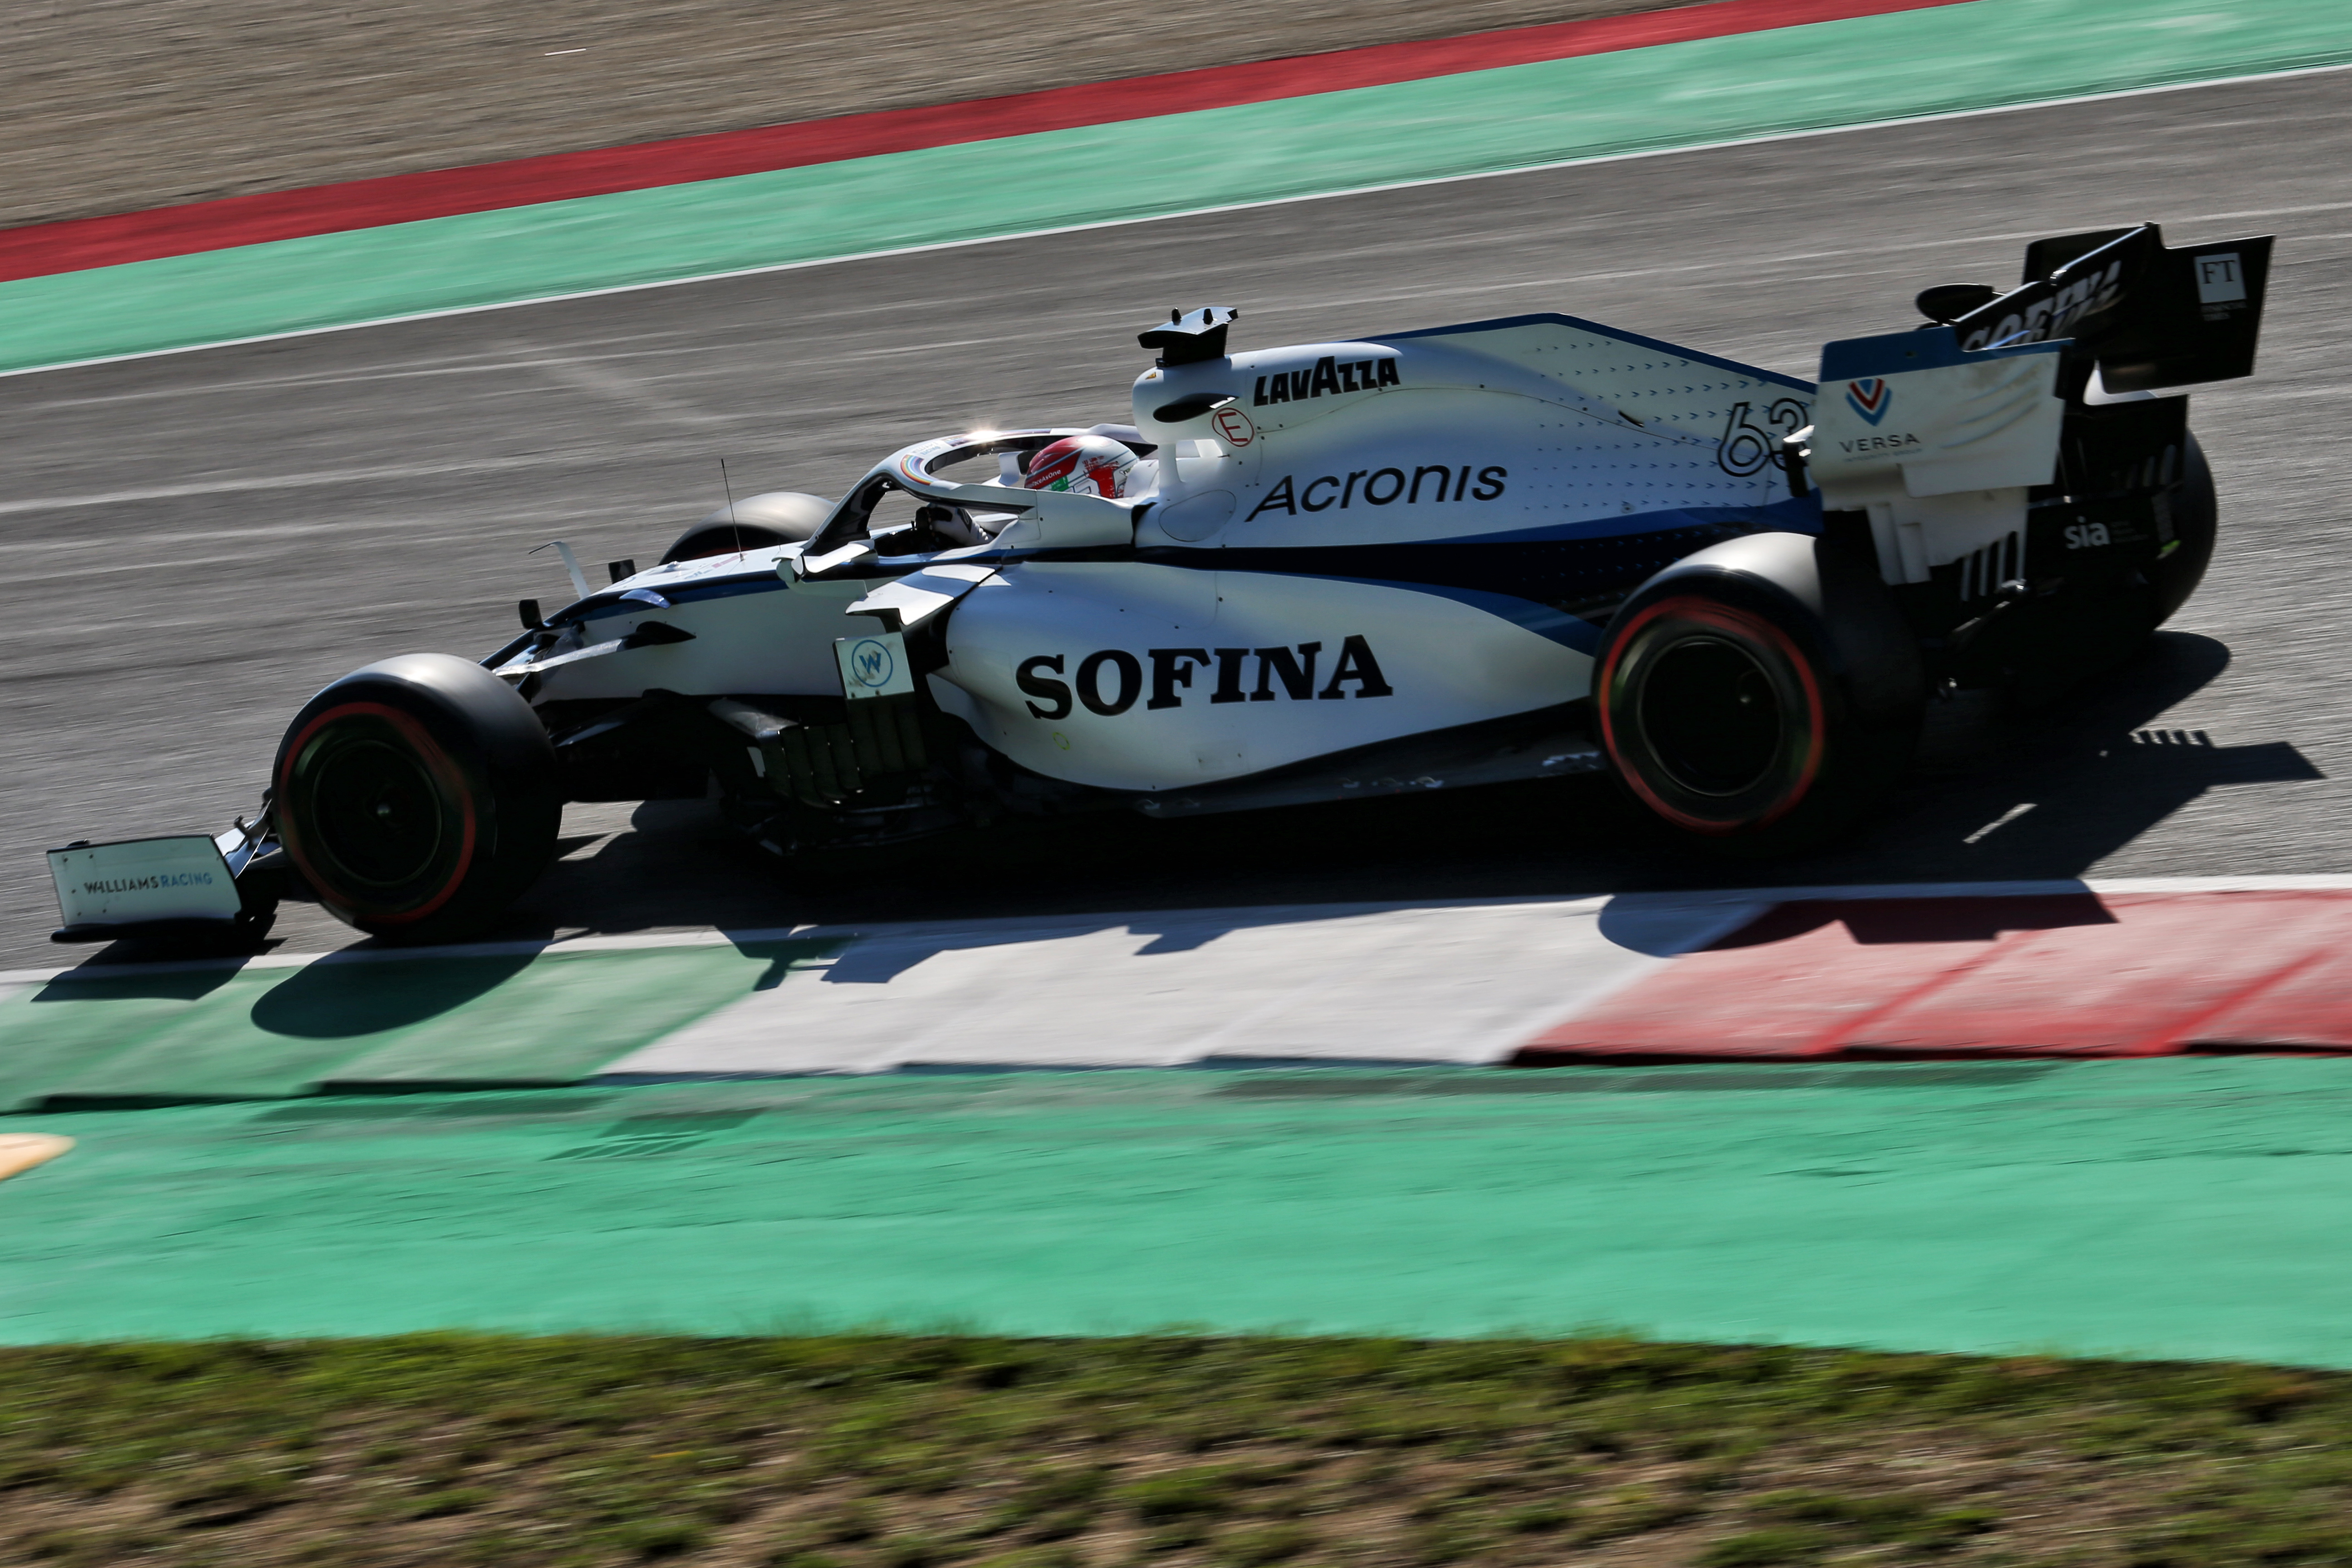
top-left (1598, 595), bottom-right (1827, 834)
top-left (276, 700), bottom-right (479, 924)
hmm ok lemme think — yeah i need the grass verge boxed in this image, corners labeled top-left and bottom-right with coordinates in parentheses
top-left (0, 1334), bottom-right (2343, 1566)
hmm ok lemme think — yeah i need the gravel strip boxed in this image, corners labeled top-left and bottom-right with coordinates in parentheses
top-left (6, 0), bottom-right (1690, 231)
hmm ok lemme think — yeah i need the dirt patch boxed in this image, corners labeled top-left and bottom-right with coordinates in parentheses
top-left (6, 0), bottom-right (1699, 232)
top-left (0, 1334), bottom-right (2344, 1567)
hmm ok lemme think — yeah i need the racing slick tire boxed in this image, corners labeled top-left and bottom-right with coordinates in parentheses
top-left (272, 654), bottom-right (560, 943)
top-left (2010, 428), bottom-right (2218, 710)
top-left (2150, 429), bottom-right (2218, 628)
top-left (1597, 532), bottom-right (1924, 854)
top-left (661, 491), bottom-right (833, 563)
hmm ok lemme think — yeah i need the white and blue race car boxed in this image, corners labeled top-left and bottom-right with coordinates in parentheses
top-left (48, 222), bottom-right (2269, 946)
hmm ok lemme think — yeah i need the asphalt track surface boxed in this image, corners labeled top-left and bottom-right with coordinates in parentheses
top-left (6, 70), bottom-right (2348, 970)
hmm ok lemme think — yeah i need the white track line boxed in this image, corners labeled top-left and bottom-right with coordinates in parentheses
top-left (4, 59), bottom-right (2347, 383)
top-left (10, 876), bottom-right (2352, 988)
top-left (0, 455), bottom-right (609, 517)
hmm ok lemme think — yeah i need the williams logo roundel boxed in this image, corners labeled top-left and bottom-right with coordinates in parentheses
top-left (847, 639), bottom-right (896, 690)
top-left (1845, 378), bottom-right (1891, 426)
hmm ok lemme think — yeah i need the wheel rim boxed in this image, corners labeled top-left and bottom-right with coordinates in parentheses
top-left (1598, 594), bottom-right (1828, 835)
top-left (1636, 635), bottom-right (1784, 797)
top-left (277, 698), bottom-right (479, 923)
top-left (308, 737), bottom-right (446, 887)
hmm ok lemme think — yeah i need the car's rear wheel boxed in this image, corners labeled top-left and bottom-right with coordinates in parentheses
top-left (1607, 598), bottom-right (1823, 827)
top-left (274, 654), bottom-right (559, 942)
top-left (1597, 534), bottom-right (1922, 853)
top-left (2151, 429), bottom-right (2218, 627)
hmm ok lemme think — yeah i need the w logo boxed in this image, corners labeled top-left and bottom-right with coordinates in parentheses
top-left (1845, 378), bottom-right (1891, 426)
top-left (848, 638), bottom-right (895, 688)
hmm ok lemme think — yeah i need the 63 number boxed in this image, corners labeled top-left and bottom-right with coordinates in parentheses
top-left (1716, 397), bottom-right (1810, 478)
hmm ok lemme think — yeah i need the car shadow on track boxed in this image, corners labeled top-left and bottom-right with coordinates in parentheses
top-left (1852, 631), bottom-right (2323, 884)
top-left (478, 630), bottom-right (2318, 940)
top-left (64, 630), bottom-right (2327, 970)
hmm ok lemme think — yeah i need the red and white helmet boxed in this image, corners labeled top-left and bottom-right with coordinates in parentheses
top-left (1023, 435), bottom-right (1137, 498)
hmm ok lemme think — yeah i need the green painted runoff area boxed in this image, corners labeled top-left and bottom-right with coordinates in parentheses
top-left (6, 0), bottom-right (2349, 374)
top-left (5, 1059), bottom-right (2352, 1363)
top-left (0, 941), bottom-right (829, 1110)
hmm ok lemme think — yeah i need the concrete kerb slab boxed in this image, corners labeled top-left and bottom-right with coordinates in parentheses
top-left (5, 879), bottom-right (2352, 1109)
top-left (15, 875), bottom-right (2352, 989)
top-left (602, 897), bottom-right (1755, 1077)
top-left (0, 924), bottom-right (824, 987)
top-left (5, 896), bottom-right (1700, 1095)
top-left (0, 936), bottom-right (836, 1112)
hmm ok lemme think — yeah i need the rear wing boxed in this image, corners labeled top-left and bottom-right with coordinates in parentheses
top-left (1940, 222), bottom-right (2272, 394)
top-left (1806, 222), bottom-right (2270, 591)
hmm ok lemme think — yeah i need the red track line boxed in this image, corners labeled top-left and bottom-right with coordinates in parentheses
top-left (2137, 923), bottom-right (2341, 1054)
top-left (0, 0), bottom-right (1975, 284)
top-left (1796, 921), bottom-right (2016, 1058)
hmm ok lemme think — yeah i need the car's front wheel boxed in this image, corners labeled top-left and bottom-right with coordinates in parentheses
top-left (273, 654), bottom-right (559, 943)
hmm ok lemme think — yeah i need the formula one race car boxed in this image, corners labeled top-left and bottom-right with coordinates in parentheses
top-left (47, 222), bottom-right (2269, 946)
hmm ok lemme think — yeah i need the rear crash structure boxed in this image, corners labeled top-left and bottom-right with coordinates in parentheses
top-left (49, 223), bottom-right (2269, 946)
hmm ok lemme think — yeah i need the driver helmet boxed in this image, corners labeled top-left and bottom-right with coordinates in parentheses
top-left (1023, 435), bottom-right (1137, 498)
